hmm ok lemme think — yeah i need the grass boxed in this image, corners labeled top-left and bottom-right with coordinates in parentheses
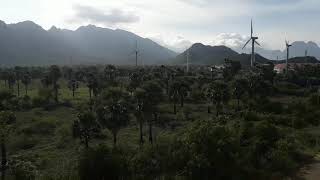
top-left (1, 78), bottom-right (320, 178)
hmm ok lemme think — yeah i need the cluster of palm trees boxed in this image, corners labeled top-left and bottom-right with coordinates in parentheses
top-left (0, 63), bottom-right (275, 150)
top-left (69, 62), bottom-right (275, 149)
top-left (0, 67), bottom-right (32, 96)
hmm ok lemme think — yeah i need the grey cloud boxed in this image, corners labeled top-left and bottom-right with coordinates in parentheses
top-left (150, 35), bottom-right (192, 53)
top-left (211, 33), bottom-right (249, 48)
top-left (70, 5), bottom-right (139, 25)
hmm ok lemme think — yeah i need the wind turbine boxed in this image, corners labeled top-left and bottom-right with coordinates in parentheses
top-left (285, 40), bottom-right (292, 74)
top-left (243, 20), bottom-right (261, 67)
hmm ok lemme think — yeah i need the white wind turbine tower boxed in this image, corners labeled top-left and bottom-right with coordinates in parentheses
top-left (242, 20), bottom-right (261, 67)
top-left (285, 40), bottom-right (292, 74)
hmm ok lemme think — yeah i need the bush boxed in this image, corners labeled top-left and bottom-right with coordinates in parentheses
top-left (10, 135), bottom-right (39, 150)
top-left (79, 146), bottom-right (129, 180)
top-left (261, 101), bottom-right (283, 114)
top-left (20, 118), bottom-right (57, 135)
top-left (244, 111), bottom-right (260, 121)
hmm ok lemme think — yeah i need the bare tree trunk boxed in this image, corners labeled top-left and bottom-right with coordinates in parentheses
top-left (139, 119), bottom-right (144, 146)
top-left (84, 136), bottom-right (89, 149)
top-left (180, 96), bottom-right (184, 107)
top-left (25, 84), bottom-right (28, 96)
top-left (113, 132), bottom-right (117, 147)
top-left (148, 120), bottom-right (153, 145)
top-left (17, 81), bottom-right (20, 97)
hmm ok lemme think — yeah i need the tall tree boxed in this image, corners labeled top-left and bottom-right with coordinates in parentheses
top-left (232, 78), bottom-right (248, 111)
top-left (86, 74), bottom-right (99, 100)
top-left (49, 65), bottom-right (61, 103)
top-left (141, 81), bottom-right (163, 144)
top-left (97, 87), bottom-right (130, 147)
top-left (14, 67), bottom-right (22, 97)
top-left (73, 111), bottom-right (98, 149)
top-left (0, 71), bottom-right (9, 88)
top-left (134, 88), bottom-right (146, 146)
top-left (0, 111), bottom-right (16, 180)
top-left (169, 80), bottom-right (189, 114)
top-left (7, 73), bottom-right (15, 93)
top-left (21, 73), bottom-right (31, 96)
top-left (68, 79), bottom-right (79, 98)
top-left (205, 81), bottom-right (230, 116)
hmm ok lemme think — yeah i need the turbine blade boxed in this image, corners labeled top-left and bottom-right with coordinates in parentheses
top-left (251, 19), bottom-right (253, 37)
top-left (255, 41), bottom-right (261, 46)
top-left (242, 39), bottom-right (251, 49)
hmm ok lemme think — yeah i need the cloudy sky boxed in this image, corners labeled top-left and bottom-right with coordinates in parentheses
top-left (0, 0), bottom-right (319, 52)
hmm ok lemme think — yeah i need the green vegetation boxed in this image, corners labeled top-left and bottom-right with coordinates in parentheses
top-left (0, 63), bottom-right (320, 179)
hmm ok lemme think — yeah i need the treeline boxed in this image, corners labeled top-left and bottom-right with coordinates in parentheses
top-left (0, 60), bottom-right (320, 179)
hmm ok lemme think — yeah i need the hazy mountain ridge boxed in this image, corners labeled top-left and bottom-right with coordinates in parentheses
top-left (0, 20), bottom-right (177, 66)
top-left (237, 41), bottom-right (320, 60)
top-left (174, 43), bottom-right (239, 65)
top-left (173, 43), bottom-right (319, 66)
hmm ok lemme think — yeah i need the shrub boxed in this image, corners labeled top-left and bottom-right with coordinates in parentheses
top-left (79, 146), bottom-right (129, 180)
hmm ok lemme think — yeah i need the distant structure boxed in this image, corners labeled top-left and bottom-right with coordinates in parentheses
top-left (243, 19), bottom-right (261, 67)
top-left (285, 40), bottom-right (292, 74)
top-left (135, 40), bottom-right (139, 67)
top-left (305, 49), bottom-right (308, 57)
top-left (186, 49), bottom-right (190, 73)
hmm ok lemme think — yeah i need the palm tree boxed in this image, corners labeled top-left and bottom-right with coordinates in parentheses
top-left (0, 111), bottom-right (16, 180)
top-left (205, 81), bottom-right (230, 116)
top-left (21, 73), bottom-right (31, 96)
top-left (68, 79), bottom-right (79, 98)
top-left (49, 65), bottom-right (61, 103)
top-left (7, 72), bottom-right (15, 93)
top-left (169, 82), bottom-right (179, 114)
top-left (14, 66), bottom-right (22, 97)
top-left (0, 71), bottom-right (9, 88)
top-left (169, 80), bottom-right (189, 113)
top-left (41, 75), bottom-right (51, 88)
top-left (97, 87), bottom-right (130, 147)
top-left (104, 65), bottom-right (117, 84)
top-left (128, 72), bottom-right (143, 95)
top-left (86, 74), bottom-right (98, 100)
top-left (141, 81), bottom-right (163, 144)
top-left (134, 88), bottom-right (146, 146)
top-left (232, 78), bottom-right (248, 111)
top-left (73, 111), bottom-right (97, 149)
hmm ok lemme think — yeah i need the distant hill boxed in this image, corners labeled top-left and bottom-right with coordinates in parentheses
top-left (232, 53), bottom-right (271, 66)
top-left (0, 20), bottom-right (177, 66)
top-left (237, 41), bottom-right (320, 60)
top-left (173, 43), bottom-right (239, 65)
top-left (173, 43), bottom-right (270, 66)
top-left (272, 56), bottom-right (320, 64)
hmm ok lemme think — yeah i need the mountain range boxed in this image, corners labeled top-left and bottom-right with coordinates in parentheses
top-left (0, 20), bottom-right (177, 66)
top-left (173, 43), bottom-right (319, 66)
top-left (0, 20), bottom-right (320, 66)
top-left (238, 41), bottom-right (320, 60)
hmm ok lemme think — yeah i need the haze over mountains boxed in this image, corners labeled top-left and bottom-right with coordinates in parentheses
top-left (0, 20), bottom-right (177, 66)
top-left (237, 41), bottom-right (320, 60)
top-left (0, 20), bottom-right (320, 66)
top-left (174, 43), bottom-right (319, 66)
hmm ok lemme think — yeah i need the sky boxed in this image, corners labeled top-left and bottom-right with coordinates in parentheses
top-left (0, 0), bottom-right (319, 52)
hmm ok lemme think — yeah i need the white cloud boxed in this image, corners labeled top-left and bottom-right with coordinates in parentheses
top-left (149, 35), bottom-right (193, 53)
top-left (68, 4), bottom-right (139, 26)
top-left (210, 33), bottom-right (249, 48)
